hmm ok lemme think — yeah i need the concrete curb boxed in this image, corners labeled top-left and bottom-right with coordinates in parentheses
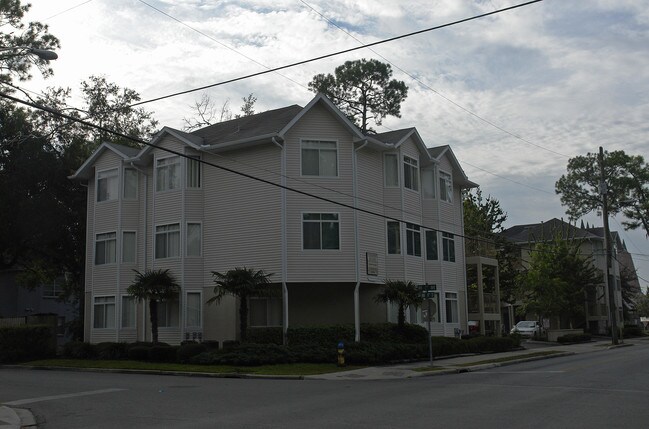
top-left (0, 405), bottom-right (36, 429)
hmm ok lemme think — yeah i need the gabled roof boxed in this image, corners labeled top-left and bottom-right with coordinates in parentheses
top-left (502, 218), bottom-right (602, 243)
top-left (372, 128), bottom-right (416, 145)
top-left (134, 126), bottom-right (204, 163)
top-left (429, 145), bottom-right (478, 188)
top-left (70, 141), bottom-right (142, 180)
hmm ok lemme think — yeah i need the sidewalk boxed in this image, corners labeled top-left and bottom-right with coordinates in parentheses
top-left (0, 406), bottom-right (35, 429)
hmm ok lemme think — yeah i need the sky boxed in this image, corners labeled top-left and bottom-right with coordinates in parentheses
top-left (15, 0), bottom-right (649, 289)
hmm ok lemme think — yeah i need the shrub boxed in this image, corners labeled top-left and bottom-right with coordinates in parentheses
top-left (148, 345), bottom-right (178, 362)
top-left (287, 325), bottom-right (355, 346)
top-left (557, 333), bottom-right (591, 344)
top-left (222, 340), bottom-right (240, 350)
top-left (245, 327), bottom-right (283, 344)
top-left (0, 325), bottom-right (56, 363)
top-left (62, 341), bottom-right (97, 359)
top-left (95, 342), bottom-right (130, 360)
top-left (177, 343), bottom-right (208, 363)
top-left (360, 323), bottom-right (429, 344)
top-left (127, 346), bottom-right (151, 361)
top-left (465, 336), bottom-right (515, 353)
top-left (202, 340), bottom-right (220, 350)
top-left (623, 325), bottom-right (643, 338)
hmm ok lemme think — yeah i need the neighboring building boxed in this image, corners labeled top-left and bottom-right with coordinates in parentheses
top-left (502, 218), bottom-right (624, 334)
top-left (71, 93), bottom-right (478, 345)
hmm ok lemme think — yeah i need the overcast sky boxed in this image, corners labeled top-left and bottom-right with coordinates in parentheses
top-left (19, 0), bottom-right (649, 289)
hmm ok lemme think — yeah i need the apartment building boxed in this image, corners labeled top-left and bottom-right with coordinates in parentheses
top-left (72, 93), bottom-right (478, 345)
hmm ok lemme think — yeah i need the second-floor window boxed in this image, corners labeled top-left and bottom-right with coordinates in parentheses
top-left (97, 169), bottom-right (118, 202)
top-left (403, 156), bottom-right (419, 191)
top-left (426, 230), bottom-right (438, 260)
top-left (186, 156), bottom-right (201, 188)
top-left (95, 232), bottom-right (116, 265)
top-left (155, 223), bottom-right (180, 259)
top-left (303, 213), bottom-right (339, 250)
top-left (156, 156), bottom-right (180, 192)
top-left (123, 168), bottom-right (138, 199)
top-left (422, 169), bottom-right (435, 199)
top-left (186, 223), bottom-right (202, 257)
top-left (384, 154), bottom-right (399, 187)
top-left (442, 232), bottom-right (455, 262)
top-left (387, 221), bottom-right (401, 254)
top-left (122, 231), bottom-right (136, 263)
top-left (406, 223), bottom-right (421, 257)
top-left (301, 140), bottom-right (337, 177)
top-left (439, 171), bottom-right (453, 202)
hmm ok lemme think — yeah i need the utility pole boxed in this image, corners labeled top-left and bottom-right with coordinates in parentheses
top-left (599, 147), bottom-right (619, 345)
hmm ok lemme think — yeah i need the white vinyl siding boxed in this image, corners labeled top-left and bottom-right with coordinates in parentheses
top-left (422, 169), bottom-right (435, 199)
top-left (445, 292), bottom-right (459, 323)
top-left (186, 292), bottom-right (202, 328)
top-left (186, 223), bottom-right (202, 257)
top-left (122, 231), bottom-right (136, 263)
top-left (406, 223), bottom-right (421, 257)
top-left (156, 156), bottom-right (181, 192)
top-left (301, 139), bottom-right (337, 177)
top-left (186, 156), bottom-right (201, 188)
top-left (155, 223), bottom-right (180, 259)
top-left (439, 171), bottom-right (453, 203)
top-left (302, 213), bottom-right (339, 250)
top-left (384, 153), bottom-right (399, 187)
top-left (387, 221), bottom-right (401, 255)
top-left (93, 296), bottom-right (115, 329)
top-left (121, 295), bottom-right (136, 328)
top-left (123, 168), bottom-right (138, 199)
top-left (95, 232), bottom-right (116, 265)
top-left (403, 156), bottom-right (419, 191)
top-left (250, 297), bottom-right (282, 327)
top-left (97, 169), bottom-right (118, 202)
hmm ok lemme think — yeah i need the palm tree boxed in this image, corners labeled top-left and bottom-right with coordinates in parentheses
top-left (207, 267), bottom-right (274, 341)
top-left (374, 279), bottom-right (423, 329)
top-left (128, 269), bottom-right (180, 344)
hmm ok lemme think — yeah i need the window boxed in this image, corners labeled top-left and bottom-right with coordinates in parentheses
top-left (121, 296), bottom-right (136, 328)
top-left (95, 232), bottom-right (116, 265)
top-left (442, 232), bottom-right (455, 262)
top-left (123, 168), bottom-right (138, 199)
top-left (94, 296), bottom-right (116, 329)
top-left (155, 224), bottom-right (180, 259)
top-left (426, 230), bottom-right (438, 260)
top-left (439, 171), bottom-right (453, 202)
top-left (303, 213), bottom-right (339, 250)
top-left (384, 154), bottom-right (399, 187)
top-left (301, 140), bottom-right (337, 177)
top-left (387, 221), bottom-right (401, 255)
top-left (186, 223), bottom-right (202, 257)
top-left (97, 169), bottom-right (118, 202)
top-left (156, 156), bottom-right (180, 192)
top-left (186, 156), bottom-right (201, 188)
top-left (403, 156), bottom-right (419, 191)
top-left (406, 223), bottom-right (421, 257)
top-left (422, 169), bottom-right (435, 199)
top-left (122, 231), bottom-right (136, 263)
top-left (42, 279), bottom-right (63, 298)
top-left (157, 296), bottom-right (179, 328)
top-left (423, 292), bottom-right (441, 323)
top-left (445, 292), bottom-right (459, 323)
top-left (250, 297), bottom-right (282, 327)
top-left (186, 292), bottom-right (202, 328)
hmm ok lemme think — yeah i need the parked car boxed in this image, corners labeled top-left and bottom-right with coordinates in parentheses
top-left (510, 321), bottom-right (542, 338)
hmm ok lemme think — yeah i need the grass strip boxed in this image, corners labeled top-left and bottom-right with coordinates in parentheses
top-left (21, 359), bottom-right (362, 376)
top-left (452, 350), bottom-right (563, 367)
top-left (411, 366), bottom-right (447, 373)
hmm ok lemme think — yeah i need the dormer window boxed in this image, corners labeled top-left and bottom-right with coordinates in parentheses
top-left (156, 156), bottom-right (180, 192)
top-left (97, 169), bottom-right (118, 202)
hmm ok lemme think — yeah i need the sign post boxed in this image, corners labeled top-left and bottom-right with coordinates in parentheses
top-left (418, 284), bottom-right (437, 366)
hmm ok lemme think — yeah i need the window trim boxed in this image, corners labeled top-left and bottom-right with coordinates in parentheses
top-left (186, 155), bottom-right (202, 189)
top-left (123, 167), bottom-right (138, 200)
top-left (186, 222), bottom-right (202, 257)
top-left (386, 220), bottom-right (401, 255)
top-left (405, 223), bottom-right (422, 257)
top-left (157, 294), bottom-right (180, 328)
top-left (425, 230), bottom-right (438, 261)
top-left (445, 291), bottom-right (459, 324)
top-left (249, 296), bottom-right (283, 327)
top-left (120, 294), bottom-right (137, 329)
top-left (185, 291), bottom-right (202, 329)
top-left (383, 153), bottom-right (400, 188)
top-left (42, 279), bottom-right (63, 299)
top-left (442, 232), bottom-right (456, 262)
top-left (155, 223), bottom-right (181, 260)
top-left (421, 168), bottom-right (436, 200)
top-left (96, 167), bottom-right (119, 203)
top-left (439, 170), bottom-right (453, 203)
top-left (93, 295), bottom-right (116, 330)
top-left (95, 231), bottom-right (117, 265)
top-left (155, 155), bottom-right (181, 193)
top-left (403, 155), bottom-right (420, 192)
top-left (122, 230), bottom-right (137, 264)
top-left (301, 211), bottom-right (341, 251)
top-left (300, 138), bottom-right (339, 178)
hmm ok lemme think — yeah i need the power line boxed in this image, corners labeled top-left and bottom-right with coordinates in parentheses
top-left (299, 0), bottom-right (567, 159)
top-left (42, 0), bottom-right (95, 21)
top-left (461, 159), bottom-right (554, 194)
top-left (124, 0), bottom-right (543, 109)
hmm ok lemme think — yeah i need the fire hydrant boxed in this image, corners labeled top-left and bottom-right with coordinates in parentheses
top-left (337, 341), bottom-right (345, 367)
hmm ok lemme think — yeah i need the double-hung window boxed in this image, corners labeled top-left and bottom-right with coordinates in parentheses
top-left (186, 156), bottom-right (201, 188)
top-left (439, 171), bottom-right (453, 202)
top-left (121, 296), bottom-right (136, 328)
top-left (156, 156), bottom-right (180, 192)
top-left (186, 223), bottom-right (202, 257)
top-left (445, 292), bottom-right (459, 323)
top-left (42, 279), bottom-right (62, 298)
top-left (387, 221), bottom-right (401, 255)
top-left (123, 168), bottom-right (138, 199)
top-left (250, 297), bottom-right (282, 327)
top-left (301, 140), bottom-right (337, 177)
top-left (97, 169), bottom-right (118, 202)
top-left (403, 156), bottom-right (419, 191)
top-left (406, 223), bottom-right (421, 257)
top-left (155, 224), bottom-right (180, 259)
top-left (94, 296), bottom-right (116, 329)
top-left (422, 169), bottom-right (435, 199)
top-left (303, 213), bottom-right (339, 250)
top-left (122, 231), bottom-right (136, 263)
top-left (186, 292), bottom-right (202, 329)
top-left (384, 154), bottom-right (399, 187)
top-left (157, 295), bottom-right (179, 328)
top-left (425, 230), bottom-right (438, 260)
top-left (95, 232), bottom-right (116, 265)
top-left (442, 232), bottom-right (455, 262)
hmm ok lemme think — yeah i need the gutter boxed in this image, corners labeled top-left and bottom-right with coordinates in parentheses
top-left (200, 133), bottom-right (281, 152)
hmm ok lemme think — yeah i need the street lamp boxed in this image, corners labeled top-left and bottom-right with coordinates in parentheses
top-left (0, 46), bottom-right (58, 60)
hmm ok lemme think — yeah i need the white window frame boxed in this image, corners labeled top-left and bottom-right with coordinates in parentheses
top-left (386, 221), bottom-right (401, 255)
top-left (121, 295), bottom-right (136, 329)
top-left (122, 231), bottom-right (137, 264)
top-left (384, 153), bottom-right (399, 188)
top-left (302, 212), bottom-right (340, 250)
top-left (422, 168), bottom-right (436, 199)
top-left (93, 295), bottom-right (116, 329)
top-left (300, 139), bottom-right (339, 178)
top-left (405, 223), bottom-right (421, 257)
top-left (403, 156), bottom-right (419, 192)
top-left (249, 296), bottom-right (282, 327)
top-left (185, 291), bottom-right (202, 329)
top-left (439, 171), bottom-right (453, 203)
top-left (155, 223), bottom-right (180, 259)
top-left (425, 230), bottom-right (438, 261)
top-left (186, 222), bottom-right (202, 257)
top-left (442, 232), bottom-right (455, 262)
top-left (157, 294), bottom-right (180, 328)
top-left (96, 168), bottom-right (118, 202)
top-left (155, 155), bottom-right (181, 192)
top-left (42, 279), bottom-right (63, 299)
top-left (123, 167), bottom-right (138, 200)
top-left (445, 292), bottom-right (459, 324)
top-left (95, 231), bottom-right (117, 265)
top-left (186, 155), bottom-right (202, 189)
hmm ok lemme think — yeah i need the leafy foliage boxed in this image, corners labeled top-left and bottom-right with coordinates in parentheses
top-left (309, 58), bottom-right (408, 133)
top-left (374, 280), bottom-right (423, 328)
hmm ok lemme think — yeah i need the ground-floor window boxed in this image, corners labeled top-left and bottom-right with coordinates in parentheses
top-left (186, 292), bottom-right (202, 329)
top-left (121, 295), bottom-right (136, 328)
top-left (249, 297), bottom-right (282, 327)
top-left (94, 296), bottom-right (115, 329)
top-left (445, 292), bottom-right (459, 323)
top-left (157, 296), bottom-right (179, 328)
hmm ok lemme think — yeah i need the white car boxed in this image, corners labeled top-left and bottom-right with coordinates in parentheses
top-left (510, 321), bottom-right (542, 338)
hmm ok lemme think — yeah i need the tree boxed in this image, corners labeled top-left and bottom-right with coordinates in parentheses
top-left (207, 267), bottom-right (274, 341)
top-left (239, 93), bottom-right (256, 117)
top-left (634, 289), bottom-right (649, 318)
top-left (374, 280), bottom-right (423, 329)
top-left (517, 236), bottom-right (602, 328)
top-left (128, 269), bottom-right (180, 344)
top-left (0, 0), bottom-right (60, 85)
top-left (183, 93), bottom-right (257, 132)
top-left (556, 150), bottom-right (649, 237)
top-left (308, 58), bottom-right (408, 133)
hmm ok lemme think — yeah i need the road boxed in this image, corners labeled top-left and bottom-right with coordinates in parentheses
top-left (2, 344), bottom-right (648, 428)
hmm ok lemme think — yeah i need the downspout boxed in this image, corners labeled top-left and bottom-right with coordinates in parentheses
top-left (180, 154), bottom-right (187, 344)
top-left (460, 185), bottom-right (470, 337)
top-left (272, 137), bottom-right (289, 344)
top-left (116, 166), bottom-right (123, 343)
top-left (131, 162), bottom-right (148, 342)
top-left (437, 165), bottom-right (445, 335)
top-left (352, 141), bottom-right (367, 342)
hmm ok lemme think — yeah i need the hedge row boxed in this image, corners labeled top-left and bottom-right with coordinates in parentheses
top-left (61, 341), bottom-right (219, 363)
top-left (623, 326), bottom-right (644, 338)
top-left (557, 333), bottom-right (591, 344)
top-left (0, 325), bottom-right (56, 363)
